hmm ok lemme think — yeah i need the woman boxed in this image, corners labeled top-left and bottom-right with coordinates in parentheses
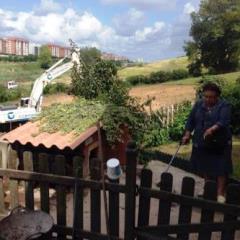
top-left (182, 82), bottom-right (232, 203)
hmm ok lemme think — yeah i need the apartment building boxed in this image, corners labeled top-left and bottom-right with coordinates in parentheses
top-left (47, 44), bottom-right (71, 58)
top-left (0, 38), bottom-right (6, 54)
top-left (3, 37), bottom-right (29, 56)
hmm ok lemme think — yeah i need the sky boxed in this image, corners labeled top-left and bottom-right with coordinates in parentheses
top-left (0, 0), bottom-right (201, 61)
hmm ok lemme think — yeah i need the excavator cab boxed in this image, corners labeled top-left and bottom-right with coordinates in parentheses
top-left (20, 97), bottom-right (30, 107)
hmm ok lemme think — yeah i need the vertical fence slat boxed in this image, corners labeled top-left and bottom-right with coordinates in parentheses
top-left (109, 178), bottom-right (120, 237)
top-left (177, 177), bottom-right (195, 240)
top-left (137, 169), bottom-right (152, 240)
top-left (198, 181), bottom-right (217, 240)
top-left (54, 155), bottom-right (66, 240)
top-left (38, 153), bottom-right (50, 213)
top-left (24, 151), bottom-right (34, 210)
top-left (73, 156), bottom-right (83, 240)
top-left (157, 172), bottom-right (173, 239)
top-left (90, 157), bottom-right (101, 234)
top-left (124, 141), bottom-right (138, 240)
top-left (0, 145), bottom-right (5, 214)
top-left (9, 147), bottom-right (19, 209)
top-left (221, 184), bottom-right (240, 240)
top-left (157, 172), bottom-right (173, 225)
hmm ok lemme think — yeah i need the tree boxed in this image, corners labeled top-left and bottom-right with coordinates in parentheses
top-left (185, 0), bottom-right (240, 74)
top-left (80, 47), bottom-right (101, 66)
top-left (38, 45), bottom-right (52, 69)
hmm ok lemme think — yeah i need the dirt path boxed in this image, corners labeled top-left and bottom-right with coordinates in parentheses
top-left (130, 84), bottom-right (196, 110)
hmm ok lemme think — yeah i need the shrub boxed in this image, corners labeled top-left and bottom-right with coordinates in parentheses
top-left (126, 75), bottom-right (148, 86)
top-left (171, 69), bottom-right (189, 80)
top-left (222, 84), bottom-right (240, 134)
top-left (168, 102), bottom-right (192, 141)
top-left (149, 71), bottom-right (171, 84)
top-left (43, 83), bottom-right (69, 95)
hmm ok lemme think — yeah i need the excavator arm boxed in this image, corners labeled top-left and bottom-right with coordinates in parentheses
top-left (29, 49), bottom-right (80, 110)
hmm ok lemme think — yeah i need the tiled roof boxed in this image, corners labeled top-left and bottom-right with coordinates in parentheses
top-left (0, 121), bottom-right (98, 150)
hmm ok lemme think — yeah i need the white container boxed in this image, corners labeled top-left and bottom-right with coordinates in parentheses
top-left (106, 158), bottom-right (122, 180)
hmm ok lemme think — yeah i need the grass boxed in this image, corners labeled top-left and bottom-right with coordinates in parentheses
top-left (153, 136), bottom-right (240, 179)
top-left (0, 62), bottom-right (43, 85)
top-left (118, 56), bottom-right (189, 79)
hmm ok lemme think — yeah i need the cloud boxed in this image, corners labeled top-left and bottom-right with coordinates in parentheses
top-left (113, 8), bottom-right (145, 36)
top-left (101, 0), bottom-right (177, 10)
top-left (0, 1), bottom-right (200, 61)
top-left (183, 2), bottom-right (195, 15)
top-left (34, 0), bottom-right (62, 15)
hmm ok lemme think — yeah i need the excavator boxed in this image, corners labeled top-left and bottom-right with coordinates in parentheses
top-left (0, 43), bottom-right (81, 130)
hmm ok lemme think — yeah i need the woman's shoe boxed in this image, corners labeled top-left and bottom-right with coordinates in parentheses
top-left (217, 195), bottom-right (226, 204)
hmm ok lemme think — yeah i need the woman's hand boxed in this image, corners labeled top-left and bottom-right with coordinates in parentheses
top-left (181, 131), bottom-right (191, 145)
top-left (204, 124), bottom-right (219, 139)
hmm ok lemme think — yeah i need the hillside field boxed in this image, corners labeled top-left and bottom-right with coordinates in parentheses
top-left (118, 56), bottom-right (189, 79)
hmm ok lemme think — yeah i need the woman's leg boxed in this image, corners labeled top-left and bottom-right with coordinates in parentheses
top-left (217, 175), bottom-right (226, 196)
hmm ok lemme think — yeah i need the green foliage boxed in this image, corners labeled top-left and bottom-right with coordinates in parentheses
top-left (142, 113), bottom-right (169, 147)
top-left (38, 45), bottom-right (52, 69)
top-left (126, 75), bottom-right (149, 86)
top-left (80, 47), bottom-right (101, 65)
top-left (36, 98), bottom-right (106, 134)
top-left (222, 83), bottom-right (240, 134)
top-left (43, 83), bottom-right (69, 95)
top-left (0, 84), bottom-right (28, 103)
top-left (71, 56), bottom-right (149, 145)
top-left (169, 102), bottom-right (192, 141)
top-left (171, 69), bottom-right (189, 80)
top-left (125, 69), bottom-right (189, 86)
top-left (0, 55), bottom-right (37, 62)
top-left (71, 58), bottom-right (119, 99)
top-left (185, 0), bottom-right (240, 73)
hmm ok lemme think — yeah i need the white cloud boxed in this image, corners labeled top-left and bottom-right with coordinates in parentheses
top-left (101, 0), bottom-right (176, 10)
top-left (183, 2), bottom-right (195, 15)
top-left (0, 0), bottom-right (200, 61)
top-left (113, 8), bottom-right (145, 36)
top-left (35, 0), bottom-right (62, 15)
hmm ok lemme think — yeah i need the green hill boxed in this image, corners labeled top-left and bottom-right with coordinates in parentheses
top-left (0, 62), bottom-right (43, 85)
top-left (118, 56), bottom-right (189, 79)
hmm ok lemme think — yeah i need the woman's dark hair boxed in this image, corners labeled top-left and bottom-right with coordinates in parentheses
top-left (202, 82), bottom-right (221, 96)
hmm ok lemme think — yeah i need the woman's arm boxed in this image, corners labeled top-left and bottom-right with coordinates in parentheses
top-left (204, 102), bottom-right (231, 138)
top-left (182, 102), bottom-right (198, 144)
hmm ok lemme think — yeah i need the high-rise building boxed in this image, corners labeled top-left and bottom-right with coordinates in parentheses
top-left (4, 37), bottom-right (29, 55)
top-left (47, 44), bottom-right (71, 58)
top-left (0, 38), bottom-right (6, 54)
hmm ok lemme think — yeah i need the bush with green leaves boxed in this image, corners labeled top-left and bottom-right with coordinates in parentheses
top-left (168, 102), bottom-right (192, 141)
top-left (43, 83), bottom-right (69, 95)
top-left (126, 75), bottom-right (149, 86)
top-left (171, 69), bottom-right (189, 80)
top-left (142, 114), bottom-right (169, 147)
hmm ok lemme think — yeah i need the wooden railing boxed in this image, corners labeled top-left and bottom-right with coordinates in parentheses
top-left (0, 142), bottom-right (240, 239)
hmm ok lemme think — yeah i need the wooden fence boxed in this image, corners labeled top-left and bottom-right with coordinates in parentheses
top-left (152, 102), bottom-right (193, 128)
top-left (0, 142), bottom-right (240, 239)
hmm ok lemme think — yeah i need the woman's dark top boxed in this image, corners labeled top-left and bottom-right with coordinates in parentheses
top-left (185, 99), bottom-right (232, 176)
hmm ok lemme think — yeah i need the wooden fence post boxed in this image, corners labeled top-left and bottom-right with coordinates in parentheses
top-left (8, 146), bottom-right (19, 209)
top-left (24, 151), bottom-right (34, 210)
top-left (124, 141), bottom-right (138, 240)
top-left (72, 156), bottom-right (83, 240)
top-left (54, 154), bottom-right (66, 240)
top-left (38, 153), bottom-right (50, 213)
top-left (137, 169), bottom-right (152, 240)
top-left (177, 177), bottom-right (195, 240)
top-left (199, 180), bottom-right (217, 240)
top-left (90, 157), bottom-right (101, 234)
top-left (221, 184), bottom-right (240, 240)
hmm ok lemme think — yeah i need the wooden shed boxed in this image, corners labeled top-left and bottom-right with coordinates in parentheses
top-left (0, 121), bottom-right (129, 177)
